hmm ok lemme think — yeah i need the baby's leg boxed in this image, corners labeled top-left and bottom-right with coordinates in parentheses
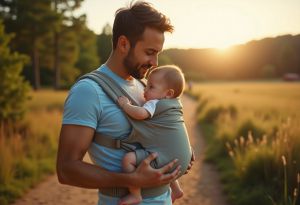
top-left (170, 180), bottom-right (184, 203)
top-left (122, 151), bottom-right (137, 173)
top-left (119, 152), bottom-right (142, 205)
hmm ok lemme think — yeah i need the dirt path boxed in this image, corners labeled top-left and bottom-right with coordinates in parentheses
top-left (175, 95), bottom-right (228, 205)
top-left (12, 95), bottom-right (228, 205)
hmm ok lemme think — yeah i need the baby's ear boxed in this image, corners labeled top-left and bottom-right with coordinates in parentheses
top-left (166, 89), bottom-right (175, 99)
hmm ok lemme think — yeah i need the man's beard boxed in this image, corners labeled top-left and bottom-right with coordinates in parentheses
top-left (123, 49), bottom-right (151, 79)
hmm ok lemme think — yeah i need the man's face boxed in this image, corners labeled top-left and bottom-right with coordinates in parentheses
top-left (123, 27), bottom-right (164, 79)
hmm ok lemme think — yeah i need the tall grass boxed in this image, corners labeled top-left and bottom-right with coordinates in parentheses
top-left (189, 82), bottom-right (300, 205)
top-left (0, 90), bottom-right (67, 205)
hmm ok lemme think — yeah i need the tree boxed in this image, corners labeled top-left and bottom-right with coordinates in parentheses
top-left (0, 20), bottom-right (30, 123)
top-left (57, 24), bottom-right (80, 88)
top-left (74, 15), bottom-right (99, 76)
top-left (261, 64), bottom-right (276, 78)
top-left (158, 53), bottom-right (173, 66)
top-left (51, 0), bottom-right (83, 89)
top-left (51, 14), bottom-right (99, 88)
top-left (0, 0), bottom-right (58, 90)
top-left (97, 23), bottom-right (112, 64)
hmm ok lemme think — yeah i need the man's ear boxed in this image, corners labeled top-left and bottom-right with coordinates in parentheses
top-left (117, 35), bottom-right (130, 53)
top-left (166, 89), bottom-right (175, 99)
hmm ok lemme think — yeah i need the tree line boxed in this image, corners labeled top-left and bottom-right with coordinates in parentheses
top-left (0, 0), bottom-right (112, 90)
top-left (0, 0), bottom-right (113, 123)
top-left (162, 34), bottom-right (300, 81)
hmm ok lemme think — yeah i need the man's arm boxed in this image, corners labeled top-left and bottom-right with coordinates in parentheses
top-left (117, 96), bottom-right (150, 120)
top-left (56, 124), bottom-right (181, 188)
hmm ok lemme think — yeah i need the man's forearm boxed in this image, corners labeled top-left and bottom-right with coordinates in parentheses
top-left (57, 160), bottom-right (132, 188)
top-left (57, 152), bottom-right (181, 190)
top-left (56, 124), bottom-right (133, 189)
top-left (57, 124), bottom-right (181, 189)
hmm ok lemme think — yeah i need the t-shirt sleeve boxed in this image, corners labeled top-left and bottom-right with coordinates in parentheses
top-left (142, 99), bottom-right (159, 118)
top-left (62, 80), bottom-right (102, 129)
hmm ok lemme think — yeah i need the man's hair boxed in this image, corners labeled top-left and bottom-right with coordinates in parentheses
top-left (150, 65), bottom-right (185, 98)
top-left (112, 1), bottom-right (173, 49)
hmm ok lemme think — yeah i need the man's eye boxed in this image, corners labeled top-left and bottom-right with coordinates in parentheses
top-left (146, 51), bottom-right (155, 55)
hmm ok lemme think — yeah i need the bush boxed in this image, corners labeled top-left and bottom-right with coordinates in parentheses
top-left (202, 106), bottom-right (225, 123)
top-left (235, 186), bottom-right (273, 205)
top-left (237, 120), bottom-right (265, 140)
top-left (0, 183), bottom-right (23, 204)
top-left (0, 20), bottom-right (30, 122)
top-left (228, 105), bottom-right (238, 119)
top-left (196, 97), bottom-right (209, 114)
top-left (238, 147), bottom-right (280, 187)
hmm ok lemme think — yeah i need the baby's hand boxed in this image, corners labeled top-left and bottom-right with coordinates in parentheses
top-left (118, 96), bottom-right (131, 107)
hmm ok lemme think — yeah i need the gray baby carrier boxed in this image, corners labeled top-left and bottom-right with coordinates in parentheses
top-left (78, 70), bottom-right (192, 198)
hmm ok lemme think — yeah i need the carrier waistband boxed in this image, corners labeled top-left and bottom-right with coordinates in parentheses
top-left (99, 184), bottom-right (169, 198)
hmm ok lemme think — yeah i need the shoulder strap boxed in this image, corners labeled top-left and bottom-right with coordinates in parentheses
top-left (77, 70), bottom-right (141, 149)
top-left (77, 70), bottom-right (144, 106)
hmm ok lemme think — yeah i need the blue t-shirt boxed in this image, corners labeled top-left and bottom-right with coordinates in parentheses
top-left (62, 64), bottom-right (171, 205)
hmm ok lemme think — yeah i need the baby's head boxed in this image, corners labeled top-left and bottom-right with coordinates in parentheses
top-left (144, 65), bottom-right (185, 101)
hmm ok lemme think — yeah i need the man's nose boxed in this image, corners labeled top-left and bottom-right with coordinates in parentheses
top-left (149, 55), bottom-right (158, 67)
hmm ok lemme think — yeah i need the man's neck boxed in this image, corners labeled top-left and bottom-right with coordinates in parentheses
top-left (105, 54), bottom-right (133, 80)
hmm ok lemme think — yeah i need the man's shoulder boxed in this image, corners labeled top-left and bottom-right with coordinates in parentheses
top-left (72, 78), bottom-right (105, 94)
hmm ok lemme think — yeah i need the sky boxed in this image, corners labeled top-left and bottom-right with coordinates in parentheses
top-left (76, 0), bottom-right (300, 49)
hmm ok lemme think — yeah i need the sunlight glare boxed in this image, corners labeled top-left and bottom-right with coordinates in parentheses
top-left (78, 0), bottom-right (300, 49)
top-left (216, 45), bottom-right (232, 52)
top-left (167, 3), bottom-right (259, 49)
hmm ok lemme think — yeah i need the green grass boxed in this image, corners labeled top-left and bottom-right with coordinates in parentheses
top-left (189, 82), bottom-right (300, 205)
top-left (0, 90), bottom-right (67, 204)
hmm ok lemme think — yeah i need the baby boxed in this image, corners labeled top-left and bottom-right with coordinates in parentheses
top-left (118, 65), bottom-right (191, 205)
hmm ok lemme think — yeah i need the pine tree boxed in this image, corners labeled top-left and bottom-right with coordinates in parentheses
top-left (74, 15), bottom-right (99, 76)
top-left (52, 0), bottom-right (83, 89)
top-left (57, 24), bottom-right (80, 87)
top-left (97, 23), bottom-right (112, 64)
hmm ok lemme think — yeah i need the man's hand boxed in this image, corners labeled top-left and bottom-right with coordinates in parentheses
top-left (185, 147), bottom-right (195, 174)
top-left (130, 153), bottom-right (181, 188)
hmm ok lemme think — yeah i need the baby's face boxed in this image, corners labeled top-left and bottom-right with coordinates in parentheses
top-left (144, 72), bottom-right (169, 101)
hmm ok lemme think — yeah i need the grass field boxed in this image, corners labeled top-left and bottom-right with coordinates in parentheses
top-left (192, 82), bottom-right (300, 121)
top-left (0, 90), bottom-right (68, 205)
top-left (1, 84), bottom-right (300, 205)
top-left (189, 82), bottom-right (300, 205)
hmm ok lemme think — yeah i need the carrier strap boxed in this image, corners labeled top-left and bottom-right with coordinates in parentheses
top-left (99, 185), bottom-right (169, 199)
top-left (78, 70), bottom-right (144, 152)
top-left (78, 70), bottom-right (145, 106)
top-left (93, 132), bottom-right (139, 152)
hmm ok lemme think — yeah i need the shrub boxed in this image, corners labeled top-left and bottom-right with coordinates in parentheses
top-left (0, 20), bottom-right (30, 123)
top-left (202, 106), bottom-right (225, 124)
top-left (237, 120), bottom-right (265, 141)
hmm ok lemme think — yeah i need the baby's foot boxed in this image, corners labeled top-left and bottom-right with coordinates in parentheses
top-left (118, 194), bottom-right (142, 205)
top-left (171, 188), bottom-right (184, 203)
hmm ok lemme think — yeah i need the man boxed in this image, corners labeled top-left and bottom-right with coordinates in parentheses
top-left (57, 1), bottom-right (193, 204)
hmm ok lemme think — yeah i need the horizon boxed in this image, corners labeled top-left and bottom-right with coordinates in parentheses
top-left (76, 0), bottom-right (300, 50)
